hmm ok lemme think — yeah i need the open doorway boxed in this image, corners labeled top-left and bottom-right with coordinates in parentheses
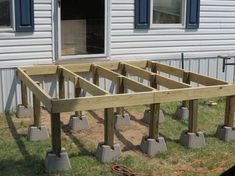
top-left (60, 0), bottom-right (105, 57)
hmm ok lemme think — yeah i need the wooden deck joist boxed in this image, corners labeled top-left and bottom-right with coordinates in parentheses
top-left (122, 62), bottom-right (191, 89)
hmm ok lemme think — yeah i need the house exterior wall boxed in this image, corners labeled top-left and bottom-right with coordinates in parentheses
top-left (0, 0), bottom-right (53, 68)
top-left (110, 0), bottom-right (235, 60)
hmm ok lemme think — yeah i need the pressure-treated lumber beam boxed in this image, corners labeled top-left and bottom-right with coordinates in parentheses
top-left (104, 108), bottom-right (114, 146)
top-left (189, 72), bottom-right (228, 86)
top-left (51, 113), bottom-right (61, 157)
top-left (59, 66), bottom-right (109, 96)
top-left (149, 61), bottom-right (184, 78)
top-left (122, 62), bottom-right (191, 89)
top-left (17, 68), bottom-right (52, 111)
top-left (58, 69), bottom-right (65, 99)
top-left (21, 80), bottom-right (28, 107)
top-left (23, 60), bottom-right (148, 76)
top-left (51, 84), bottom-right (235, 113)
top-left (224, 96), bottom-right (235, 127)
top-left (33, 82), bottom-right (41, 128)
top-left (188, 99), bottom-right (198, 133)
top-left (149, 103), bottom-right (160, 139)
top-left (93, 64), bottom-right (154, 92)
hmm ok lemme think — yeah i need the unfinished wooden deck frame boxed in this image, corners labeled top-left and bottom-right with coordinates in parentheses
top-left (17, 60), bottom-right (235, 159)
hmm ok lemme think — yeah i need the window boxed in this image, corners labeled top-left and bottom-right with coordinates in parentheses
top-left (152, 0), bottom-right (183, 24)
top-left (0, 0), bottom-right (11, 28)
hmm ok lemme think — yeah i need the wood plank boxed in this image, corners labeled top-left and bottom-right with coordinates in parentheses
top-left (182, 72), bottom-right (190, 107)
top-left (17, 68), bottom-right (52, 111)
top-left (58, 69), bottom-right (65, 99)
top-left (51, 113), bottom-right (61, 157)
top-left (22, 65), bottom-right (57, 76)
top-left (188, 100), bottom-right (198, 133)
top-left (33, 82), bottom-right (41, 128)
top-left (156, 75), bottom-right (191, 89)
top-left (149, 103), bottom-right (160, 139)
top-left (123, 77), bottom-right (154, 92)
top-left (151, 61), bottom-right (185, 78)
top-left (51, 84), bottom-right (235, 113)
top-left (104, 108), bottom-right (114, 146)
top-left (123, 62), bottom-right (151, 80)
top-left (21, 80), bottom-right (28, 107)
top-left (60, 66), bottom-right (109, 96)
top-left (116, 76), bottom-right (125, 116)
top-left (224, 96), bottom-right (235, 127)
top-left (95, 65), bottom-right (120, 83)
top-left (189, 72), bottom-right (228, 86)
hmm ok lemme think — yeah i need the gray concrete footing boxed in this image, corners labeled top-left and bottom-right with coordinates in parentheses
top-left (115, 113), bottom-right (131, 129)
top-left (175, 106), bottom-right (189, 120)
top-left (142, 108), bottom-right (165, 124)
top-left (140, 136), bottom-right (167, 156)
top-left (45, 148), bottom-right (71, 172)
top-left (216, 124), bottom-right (235, 142)
top-left (96, 143), bottom-right (121, 163)
top-left (179, 130), bottom-right (206, 148)
top-left (27, 125), bottom-right (49, 141)
top-left (16, 105), bottom-right (33, 118)
top-left (69, 115), bottom-right (89, 131)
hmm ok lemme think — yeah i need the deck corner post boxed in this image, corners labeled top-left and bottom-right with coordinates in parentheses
top-left (58, 68), bottom-right (65, 99)
top-left (216, 96), bottom-right (235, 141)
top-left (45, 113), bottom-right (71, 172)
top-left (180, 99), bottom-right (206, 148)
top-left (96, 108), bottom-right (121, 163)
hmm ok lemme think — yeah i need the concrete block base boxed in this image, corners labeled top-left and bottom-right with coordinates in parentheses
top-left (69, 115), bottom-right (89, 131)
top-left (175, 106), bottom-right (189, 120)
top-left (179, 131), bottom-right (206, 148)
top-left (140, 136), bottom-right (167, 156)
top-left (45, 148), bottom-right (71, 172)
top-left (16, 105), bottom-right (33, 118)
top-left (27, 125), bottom-right (49, 141)
top-left (216, 124), bottom-right (235, 142)
top-left (115, 113), bottom-right (131, 129)
top-left (142, 108), bottom-right (165, 124)
top-left (96, 143), bottom-right (121, 163)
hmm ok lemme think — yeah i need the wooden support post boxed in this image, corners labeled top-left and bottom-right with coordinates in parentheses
top-left (51, 113), bottom-right (61, 157)
top-left (224, 96), bottom-right (235, 127)
top-left (33, 82), bottom-right (41, 128)
top-left (149, 103), bottom-right (160, 139)
top-left (74, 78), bottom-right (82, 117)
top-left (21, 80), bottom-right (28, 107)
top-left (116, 76), bottom-right (125, 116)
top-left (59, 69), bottom-right (65, 99)
top-left (149, 74), bottom-right (160, 139)
top-left (188, 99), bottom-right (198, 133)
top-left (104, 108), bottom-right (114, 146)
top-left (92, 66), bottom-right (99, 86)
top-left (182, 72), bottom-right (190, 107)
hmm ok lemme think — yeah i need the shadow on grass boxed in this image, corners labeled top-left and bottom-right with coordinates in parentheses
top-left (4, 114), bottom-right (47, 175)
top-left (61, 123), bottom-right (93, 157)
top-left (126, 110), bottom-right (148, 127)
top-left (88, 110), bottom-right (104, 124)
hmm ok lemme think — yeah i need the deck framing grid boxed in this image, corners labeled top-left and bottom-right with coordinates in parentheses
top-left (17, 60), bottom-right (235, 156)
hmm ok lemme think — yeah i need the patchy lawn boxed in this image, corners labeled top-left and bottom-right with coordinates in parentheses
top-left (0, 98), bottom-right (234, 176)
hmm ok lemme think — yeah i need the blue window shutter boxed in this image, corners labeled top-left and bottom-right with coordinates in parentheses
top-left (135, 0), bottom-right (150, 29)
top-left (186, 0), bottom-right (200, 29)
top-left (15, 0), bottom-right (34, 32)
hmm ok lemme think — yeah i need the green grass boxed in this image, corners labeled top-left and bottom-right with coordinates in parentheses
top-left (0, 97), bottom-right (235, 176)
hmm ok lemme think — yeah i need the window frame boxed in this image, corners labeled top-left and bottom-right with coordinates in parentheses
top-left (0, 0), bottom-right (15, 32)
top-left (150, 0), bottom-right (186, 29)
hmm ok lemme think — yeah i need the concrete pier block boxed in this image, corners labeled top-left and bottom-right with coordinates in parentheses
top-left (27, 125), bottom-right (49, 141)
top-left (140, 136), bottom-right (167, 156)
top-left (175, 106), bottom-right (189, 120)
top-left (216, 124), bottom-right (235, 142)
top-left (142, 108), bottom-right (165, 124)
top-left (179, 131), bottom-right (206, 148)
top-left (96, 143), bottom-right (121, 163)
top-left (16, 105), bottom-right (33, 118)
top-left (69, 115), bottom-right (89, 131)
top-left (45, 148), bottom-right (71, 172)
top-left (115, 113), bottom-right (131, 129)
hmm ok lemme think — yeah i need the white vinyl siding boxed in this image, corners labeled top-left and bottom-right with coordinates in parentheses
top-left (0, 0), bottom-right (53, 68)
top-left (110, 0), bottom-right (235, 60)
